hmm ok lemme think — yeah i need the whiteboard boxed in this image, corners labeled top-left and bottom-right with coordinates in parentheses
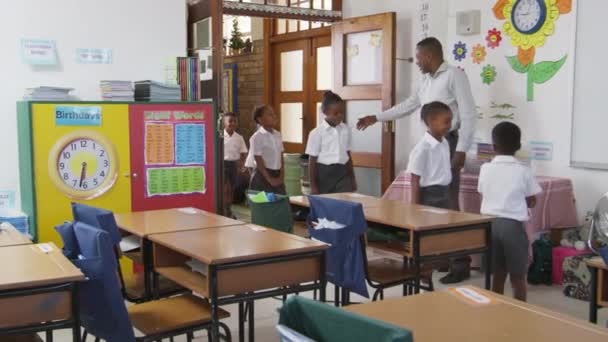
top-left (571, 0), bottom-right (608, 170)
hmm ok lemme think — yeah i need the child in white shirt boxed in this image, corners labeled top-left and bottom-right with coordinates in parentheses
top-left (223, 112), bottom-right (248, 217)
top-left (478, 121), bottom-right (541, 302)
top-left (407, 101), bottom-right (453, 208)
top-left (245, 105), bottom-right (285, 194)
top-left (305, 91), bottom-right (356, 194)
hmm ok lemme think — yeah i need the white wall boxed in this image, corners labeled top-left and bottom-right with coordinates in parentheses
top-left (0, 0), bottom-right (187, 208)
top-left (342, 0), bottom-right (449, 173)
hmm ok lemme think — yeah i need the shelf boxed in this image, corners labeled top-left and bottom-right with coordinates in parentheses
top-left (367, 241), bottom-right (411, 257)
top-left (156, 266), bottom-right (208, 297)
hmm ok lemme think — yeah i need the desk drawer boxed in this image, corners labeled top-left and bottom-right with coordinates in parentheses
top-left (419, 228), bottom-right (486, 256)
top-left (0, 292), bottom-right (71, 329)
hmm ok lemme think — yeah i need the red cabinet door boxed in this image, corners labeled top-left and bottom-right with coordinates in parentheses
top-left (129, 103), bottom-right (217, 212)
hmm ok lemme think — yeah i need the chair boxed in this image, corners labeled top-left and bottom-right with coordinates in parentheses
top-left (247, 191), bottom-right (293, 233)
top-left (62, 221), bottom-right (232, 342)
top-left (278, 296), bottom-right (413, 342)
top-left (307, 196), bottom-right (434, 304)
top-left (307, 196), bottom-right (369, 304)
top-left (71, 202), bottom-right (181, 302)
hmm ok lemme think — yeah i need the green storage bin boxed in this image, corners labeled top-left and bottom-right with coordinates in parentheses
top-left (284, 153), bottom-right (302, 196)
top-left (248, 190), bottom-right (293, 233)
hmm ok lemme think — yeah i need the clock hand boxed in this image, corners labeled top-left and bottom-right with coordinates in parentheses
top-left (79, 162), bottom-right (87, 187)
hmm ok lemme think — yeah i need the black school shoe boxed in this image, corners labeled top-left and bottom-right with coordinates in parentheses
top-left (439, 262), bottom-right (471, 284)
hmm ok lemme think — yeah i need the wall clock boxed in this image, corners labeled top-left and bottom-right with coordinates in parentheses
top-left (511, 0), bottom-right (547, 34)
top-left (48, 130), bottom-right (118, 200)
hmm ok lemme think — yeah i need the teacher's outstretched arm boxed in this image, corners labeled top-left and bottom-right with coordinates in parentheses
top-left (356, 90), bottom-right (421, 130)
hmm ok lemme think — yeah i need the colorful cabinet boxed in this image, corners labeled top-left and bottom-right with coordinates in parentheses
top-left (17, 101), bottom-right (219, 245)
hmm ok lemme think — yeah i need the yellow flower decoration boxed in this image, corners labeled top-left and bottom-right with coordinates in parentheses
top-left (493, 0), bottom-right (571, 66)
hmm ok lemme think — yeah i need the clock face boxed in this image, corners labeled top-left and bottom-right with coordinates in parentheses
top-left (512, 0), bottom-right (547, 34)
top-left (49, 131), bottom-right (118, 200)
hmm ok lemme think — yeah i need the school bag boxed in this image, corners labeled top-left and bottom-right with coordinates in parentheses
top-left (528, 236), bottom-right (553, 285)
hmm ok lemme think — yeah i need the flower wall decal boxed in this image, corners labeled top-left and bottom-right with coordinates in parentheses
top-left (493, 0), bottom-right (572, 101)
top-left (481, 65), bottom-right (497, 85)
top-left (471, 44), bottom-right (487, 64)
top-left (486, 28), bottom-right (503, 49)
top-left (453, 41), bottom-right (468, 61)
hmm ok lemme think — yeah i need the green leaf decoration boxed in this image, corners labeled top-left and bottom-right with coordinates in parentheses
top-left (506, 55), bottom-right (531, 73)
top-left (531, 55), bottom-right (567, 84)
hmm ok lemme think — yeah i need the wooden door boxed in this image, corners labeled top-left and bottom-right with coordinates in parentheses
top-left (272, 39), bottom-right (310, 153)
top-left (332, 13), bottom-right (395, 193)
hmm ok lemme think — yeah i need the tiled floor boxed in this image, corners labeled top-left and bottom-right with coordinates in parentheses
top-left (40, 204), bottom-right (608, 340)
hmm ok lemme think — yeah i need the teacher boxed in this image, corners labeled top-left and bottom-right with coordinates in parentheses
top-left (357, 37), bottom-right (478, 284)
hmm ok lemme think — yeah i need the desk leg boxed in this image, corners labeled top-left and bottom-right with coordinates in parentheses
top-left (484, 223), bottom-right (493, 290)
top-left (590, 266), bottom-right (598, 324)
top-left (209, 265), bottom-right (220, 342)
top-left (72, 282), bottom-right (81, 342)
top-left (413, 233), bottom-right (421, 294)
top-left (248, 299), bottom-right (255, 342)
top-left (143, 239), bottom-right (153, 301)
top-left (238, 301), bottom-right (245, 342)
top-left (319, 252), bottom-right (327, 303)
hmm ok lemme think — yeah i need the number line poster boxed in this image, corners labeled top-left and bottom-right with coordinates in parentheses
top-left (143, 110), bottom-right (207, 197)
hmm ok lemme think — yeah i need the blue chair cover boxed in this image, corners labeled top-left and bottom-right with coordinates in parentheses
top-left (55, 221), bottom-right (80, 259)
top-left (71, 221), bottom-right (136, 342)
top-left (307, 196), bottom-right (369, 298)
top-left (71, 202), bottom-right (121, 246)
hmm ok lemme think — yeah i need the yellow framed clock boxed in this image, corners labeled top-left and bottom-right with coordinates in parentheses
top-left (48, 130), bottom-right (119, 200)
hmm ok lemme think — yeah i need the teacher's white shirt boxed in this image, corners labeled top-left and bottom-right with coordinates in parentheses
top-left (376, 62), bottom-right (477, 153)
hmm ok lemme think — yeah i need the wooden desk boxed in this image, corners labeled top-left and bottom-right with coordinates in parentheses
top-left (114, 207), bottom-right (244, 300)
top-left (149, 224), bottom-right (328, 342)
top-left (290, 192), bottom-right (402, 209)
top-left (346, 286), bottom-right (608, 342)
top-left (0, 224), bottom-right (32, 247)
top-left (0, 243), bottom-right (85, 341)
top-left (291, 194), bottom-right (494, 291)
top-left (587, 257), bottom-right (608, 323)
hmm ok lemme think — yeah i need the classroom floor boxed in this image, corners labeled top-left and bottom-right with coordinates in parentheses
top-left (45, 204), bottom-right (607, 341)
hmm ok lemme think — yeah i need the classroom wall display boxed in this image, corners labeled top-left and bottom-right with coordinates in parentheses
top-left (222, 63), bottom-right (238, 113)
top-left (75, 48), bottom-right (113, 64)
top-left (492, 0), bottom-right (572, 101)
top-left (20, 39), bottom-right (58, 66)
top-left (17, 101), bottom-right (219, 244)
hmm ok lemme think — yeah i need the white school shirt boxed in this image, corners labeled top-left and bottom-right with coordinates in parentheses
top-left (245, 126), bottom-right (284, 170)
top-left (224, 130), bottom-right (248, 161)
top-left (478, 156), bottom-right (542, 222)
top-left (406, 132), bottom-right (452, 187)
top-left (376, 62), bottom-right (477, 153)
top-left (305, 120), bottom-right (351, 165)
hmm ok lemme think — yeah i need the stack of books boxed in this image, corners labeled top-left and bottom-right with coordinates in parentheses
top-left (134, 80), bottom-right (181, 101)
top-left (177, 57), bottom-right (200, 101)
top-left (100, 80), bottom-right (134, 101)
top-left (23, 86), bottom-right (77, 101)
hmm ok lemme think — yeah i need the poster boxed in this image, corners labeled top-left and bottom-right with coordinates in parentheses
top-left (530, 141), bottom-right (553, 161)
top-left (197, 49), bottom-right (213, 81)
top-left (146, 166), bottom-right (205, 196)
top-left (175, 124), bottom-right (205, 165)
top-left (143, 110), bottom-right (207, 197)
top-left (76, 48), bottom-right (113, 64)
top-left (21, 39), bottom-right (57, 65)
top-left (145, 123), bottom-right (174, 164)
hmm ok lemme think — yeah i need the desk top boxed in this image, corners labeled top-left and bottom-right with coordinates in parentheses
top-left (149, 224), bottom-right (328, 265)
top-left (587, 257), bottom-right (607, 270)
top-left (345, 286), bottom-right (608, 342)
top-left (363, 204), bottom-right (494, 231)
top-left (114, 208), bottom-right (243, 237)
top-left (0, 243), bottom-right (85, 291)
top-left (0, 224), bottom-right (32, 247)
top-left (290, 193), bottom-right (402, 209)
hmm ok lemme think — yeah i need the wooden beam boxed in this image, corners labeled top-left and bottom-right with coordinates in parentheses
top-left (223, 8), bottom-right (340, 22)
top-left (269, 26), bottom-right (331, 43)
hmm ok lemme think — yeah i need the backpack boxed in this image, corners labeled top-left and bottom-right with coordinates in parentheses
top-left (528, 237), bottom-right (553, 285)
